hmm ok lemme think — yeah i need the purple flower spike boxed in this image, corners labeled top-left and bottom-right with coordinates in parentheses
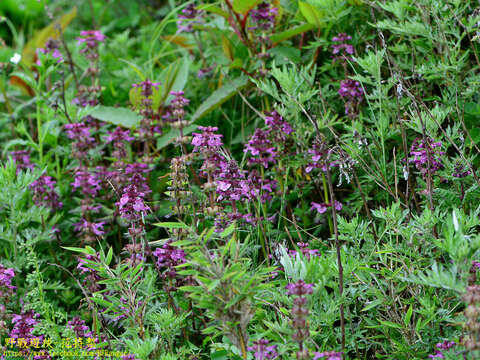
top-left (285, 280), bottom-right (314, 296)
top-left (250, 2), bottom-right (278, 31)
top-left (11, 150), bottom-right (35, 174)
top-left (313, 351), bottom-right (343, 360)
top-left (408, 138), bottom-right (444, 178)
top-left (29, 174), bottom-right (63, 210)
top-left (132, 79), bottom-right (161, 97)
top-left (116, 184), bottom-right (150, 221)
top-left (247, 339), bottom-right (279, 360)
top-left (191, 126), bottom-right (223, 150)
top-left (77, 30), bottom-right (105, 47)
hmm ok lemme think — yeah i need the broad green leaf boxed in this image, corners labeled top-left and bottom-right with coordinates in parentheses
top-left (298, 2), bottom-right (324, 27)
top-left (153, 222), bottom-right (189, 229)
top-left (197, 4), bottom-right (229, 18)
top-left (191, 76), bottom-right (249, 122)
top-left (89, 106), bottom-right (141, 129)
top-left (156, 124), bottom-right (197, 150)
top-left (232, 0), bottom-right (262, 14)
top-left (271, 23), bottom-right (315, 44)
top-left (62, 246), bottom-right (96, 255)
top-left (160, 57), bottom-right (191, 104)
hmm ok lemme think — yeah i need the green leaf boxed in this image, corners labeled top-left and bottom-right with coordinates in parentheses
top-left (232, 0), bottom-right (261, 14)
top-left (270, 23), bottom-right (315, 44)
top-left (298, 2), bottom-right (324, 27)
top-left (89, 106), bottom-right (141, 129)
top-left (153, 222), bottom-right (189, 229)
top-left (191, 76), bottom-right (249, 122)
top-left (156, 124), bottom-right (197, 150)
top-left (197, 4), bottom-right (229, 18)
top-left (61, 246), bottom-right (96, 255)
top-left (404, 305), bottom-right (413, 327)
top-left (105, 247), bottom-right (113, 266)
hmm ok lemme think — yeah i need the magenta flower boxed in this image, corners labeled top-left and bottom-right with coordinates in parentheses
top-left (192, 126), bottom-right (223, 150)
top-left (247, 339), bottom-right (278, 360)
top-left (36, 38), bottom-right (63, 65)
top-left (153, 240), bottom-right (186, 279)
top-left (132, 79), bottom-right (160, 97)
top-left (339, 79), bottom-right (364, 117)
top-left (313, 351), bottom-right (343, 360)
top-left (11, 150), bottom-right (35, 174)
top-left (0, 264), bottom-right (16, 298)
top-left (116, 185), bottom-right (150, 221)
top-left (285, 280), bottom-right (314, 296)
top-left (311, 201), bottom-right (342, 214)
top-left (74, 219), bottom-right (105, 237)
top-left (29, 174), bottom-right (63, 210)
top-left (77, 30), bottom-right (105, 47)
top-left (68, 316), bottom-right (93, 338)
top-left (177, 3), bottom-right (204, 32)
top-left (244, 128), bottom-right (277, 168)
top-left (72, 171), bottom-right (101, 197)
top-left (250, 2), bottom-right (278, 31)
top-left (105, 127), bottom-right (134, 143)
top-left (331, 33), bottom-right (354, 56)
top-left (409, 138), bottom-right (444, 178)
top-left (9, 310), bottom-right (40, 339)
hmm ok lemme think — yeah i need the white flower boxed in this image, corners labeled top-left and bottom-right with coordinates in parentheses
top-left (10, 53), bottom-right (21, 64)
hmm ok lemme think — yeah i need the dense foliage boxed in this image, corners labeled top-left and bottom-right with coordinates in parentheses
top-left (1, 0), bottom-right (480, 359)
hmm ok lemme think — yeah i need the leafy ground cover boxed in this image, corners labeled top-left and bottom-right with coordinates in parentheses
top-left (1, 0), bottom-right (480, 359)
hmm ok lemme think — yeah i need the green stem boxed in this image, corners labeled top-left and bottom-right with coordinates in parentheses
top-left (322, 173), bottom-right (333, 234)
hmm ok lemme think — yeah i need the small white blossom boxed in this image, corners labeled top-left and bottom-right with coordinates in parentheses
top-left (10, 53), bottom-right (21, 64)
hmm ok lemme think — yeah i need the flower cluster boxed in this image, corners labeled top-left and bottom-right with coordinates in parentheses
top-left (311, 201), bottom-right (342, 214)
top-left (286, 280), bottom-right (314, 360)
top-left (64, 123), bottom-right (96, 159)
top-left (313, 351), bottom-right (343, 360)
top-left (192, 126), bottom-right (223, 151)
top-left (116, 185), bottom-right (150, 222)
top-left (68, 316), bottom-right (94, 338)
top-left (72, 170), bottom-right (101, 197)
top-left (331, 33), bottom-right (354, 61)
top-left (77, 30), bottom-right (105, 59)
top-left (0, 264), bottom-right (15, 297)
top-left (453, 162), bottom-right (471, 178)
top-left (248, 339), bottom-right (278, 360)
top-left (249, 2), bottom-right (278, 31)
top-left (11, 150), bottom-right (35, 174)
top-left (428, 340), bottom-right (455, 359)
top-left (9, 309), bottom-right (40, 339)
top-left (305, 141), bottom-right (336, 174)
top-left (105, 127), bottom-right (134, 160)
top-left (36, 38), bottom-right (62, 65)
top-left (77, 254), bottom-right (102, 293)
top-left (244, 111), bottom-right (293, 168)
top-left (177, 4), bottom-right (203, 33)
top-left (409, 138), bottom-right (444, 178)
top-left (338, 79), bottom-right (364, 118)
top-left (29, 174), bottom-right (63, 210)
top-left (132, 80), bottom-right (161, 140)
top-left (289, 242), bottom-right (320, 259)
top-left (244, 128), bottom-right (277, 168)
top-left (152, 240), bottom-right (186, 280)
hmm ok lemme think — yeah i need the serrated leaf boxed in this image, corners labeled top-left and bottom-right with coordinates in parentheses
top-left (89, 106), bottom-right (141, 129)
